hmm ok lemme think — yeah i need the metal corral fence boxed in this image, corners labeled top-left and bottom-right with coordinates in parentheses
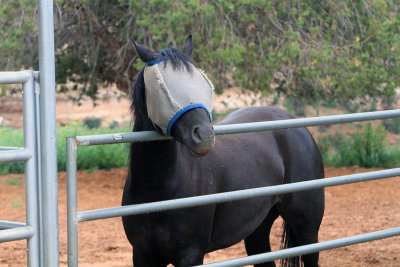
top-left (67, 109), bottom-right (400, 266)
top-left (0, 0), bottom-right (59, 266)
top-left (0, 71), bottom-right (41, 266)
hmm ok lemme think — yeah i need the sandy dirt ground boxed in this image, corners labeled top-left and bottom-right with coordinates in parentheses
top-left (1, 166), bottom-right (400, 267)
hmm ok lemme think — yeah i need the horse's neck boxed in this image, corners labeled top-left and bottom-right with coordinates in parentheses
top-left (129, 117), bottom-right (179, 189)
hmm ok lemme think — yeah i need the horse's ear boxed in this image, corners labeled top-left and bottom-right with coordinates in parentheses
top-left (131, 37), bottom-right (162, 63)
top-left (182, 35), bottom-right (193, 59)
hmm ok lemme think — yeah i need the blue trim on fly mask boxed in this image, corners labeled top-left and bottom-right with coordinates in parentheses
top-left (147, 57), bottom-right (166, 66)
top-left (166, 104), bottom-right (212, 136)
top-left (147, 49), bottom-right (169, 66)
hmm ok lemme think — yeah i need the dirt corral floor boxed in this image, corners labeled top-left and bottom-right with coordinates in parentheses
top-left (1, 166), bottom-right (400, 266)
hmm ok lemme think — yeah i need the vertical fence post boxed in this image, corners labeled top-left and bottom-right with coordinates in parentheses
top-left (67, 137), bottom-right (78, 267)
top-left (23, 71), bottom-right (41, 267)
top-left (38, 0), bottom-right (59, 265)
top-left (34, 73), bottom-right (43, 266)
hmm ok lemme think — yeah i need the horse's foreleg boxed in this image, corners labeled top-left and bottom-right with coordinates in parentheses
top-left (244, 207), bottom-right (279, 267)
top-left (173, 247), bottom-right (205, 267)
top-left (132, 247), bottom-right (167, 267)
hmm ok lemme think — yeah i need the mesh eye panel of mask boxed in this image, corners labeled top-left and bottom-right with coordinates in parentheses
top-left (143, 60), bottom-right (214, 135)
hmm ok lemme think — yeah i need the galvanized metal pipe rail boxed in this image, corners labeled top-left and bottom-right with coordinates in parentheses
top-left (0, 71), bottom-right (31, 84)
top-left (38, 0), bottom-right (59, 265)
top-left (0, 147), bottom-right (31, 163)
top-left (0, 70), bottom-right (41, 266)
top-left (0, 226), bottom-right (34, 243)
top-left (197, 227), bottom-right (400, 267)
top-left (0, 220), bottom-right (26, 230)
top-left (75, 168), bottom-right (400, 222)
top-left (75, 109), bottom-right (400, 146)
top-left (23, 71), bottom-right (41, 267)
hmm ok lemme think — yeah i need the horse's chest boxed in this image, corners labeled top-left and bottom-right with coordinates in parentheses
top-left (130, 213), bottom-right (173, 247)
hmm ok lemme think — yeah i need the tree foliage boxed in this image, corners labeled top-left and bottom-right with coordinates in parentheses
top-left (1, 0), bottom-right (399, 104)
top-left (0, 0), bottom-right (38, 69)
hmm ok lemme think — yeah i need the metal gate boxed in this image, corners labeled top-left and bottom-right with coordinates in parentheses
top-left (0, 0), bottom-right (59, 266)
top-left (66, 109), bottom-right (400, 266)
top-left (0, 71), bottom-right (41, 266)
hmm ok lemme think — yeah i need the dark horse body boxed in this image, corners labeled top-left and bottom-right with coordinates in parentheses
top-left (122, 37), bottom-right (325, 267)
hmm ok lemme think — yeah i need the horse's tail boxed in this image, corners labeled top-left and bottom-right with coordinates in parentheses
top-left (280, 221), bottom-right (301, 267)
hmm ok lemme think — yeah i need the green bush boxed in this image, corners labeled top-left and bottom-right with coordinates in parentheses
top-left (0, 127), bottom-right (25, 174)
top-left (83, 117), bottom-right (102, 129)
top-left (283, 97), bottom-right (306, 117)
top-left (57, 125), bottom-right (131, 172)
top-left (382, 118), bottom-right (400, 134)
top-left (319, 123), bottom-right (400, 168)
top-left (321, 100), bottom-right (338, 108)
top-left (337, 124), bottom-right (385, 167)
top-left (0, 125), bottom-right (131, 175)
top-left (109, 120), bottom-right (119, 129)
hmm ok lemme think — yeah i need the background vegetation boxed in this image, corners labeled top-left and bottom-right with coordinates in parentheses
top-left (0, 124), bottom-right (130, 174)
top-left (319, 123), bottom-right (400, 168)
top-left (1, 1), bottom-right (400, 174)
top-left (1, 0), bottom-right (399, 106)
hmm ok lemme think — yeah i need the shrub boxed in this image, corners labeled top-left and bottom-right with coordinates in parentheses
top-left (83, 117), bottom-right (102, 129)
top-left (319, 123), bottom-right (400, 168)
top-left (0, 127), bottom-right (25, 174)
top-left (109, 120), bottom-right (119, 129)
top-left (0, 125), bottom-right (131, 174)
top-left (283, 97), bottom-right (306, 117)
top-left (338, 124), bottom-right (386, 167)
top-left (382, 118), bottom-right (400, 134)
top-left (321, 100), bottom-right (337, 108)
top-left (56, 125), bottom-right (131, 172)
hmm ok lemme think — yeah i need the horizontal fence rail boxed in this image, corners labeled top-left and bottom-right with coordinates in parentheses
top-left (67, 108), bottom-right (400, 266)
top-left (0, 220), bottom-right (26, 230)
top-left (0, 71), bottom-right (39, 85)
top-left (197, 227), bottom-right (400, 267)
top-left (0, 147), bottom-right (32, 163)
top-left (75, 109), bottom-right (400, 146)
top-left (0, 226), bottom-right (34, 243)
top-left (0, 71), bottom-right (31, 84)
top-left (76, 168), bottom-right (400, 222)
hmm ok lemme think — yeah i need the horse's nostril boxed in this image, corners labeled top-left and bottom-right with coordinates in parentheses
top-left (192, 126), bottom-right (202, 144)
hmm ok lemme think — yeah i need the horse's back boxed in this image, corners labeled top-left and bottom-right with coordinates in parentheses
top-left (216, 106), bottom-right (295, 125)
top-left (216, 106), bottom-right (324, 182)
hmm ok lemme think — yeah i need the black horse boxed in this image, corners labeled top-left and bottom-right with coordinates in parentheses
top-left (122, 36), bottom-right (325, 267)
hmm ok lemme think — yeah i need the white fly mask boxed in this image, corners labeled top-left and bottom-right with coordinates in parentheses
top-left (143, 58), bottom-right (214, 135)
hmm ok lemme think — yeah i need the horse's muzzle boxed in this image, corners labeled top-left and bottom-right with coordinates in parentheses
top-left (187, 125), bottom-right (215, 157)
top-left (171, 107), bottom-right (215, 157)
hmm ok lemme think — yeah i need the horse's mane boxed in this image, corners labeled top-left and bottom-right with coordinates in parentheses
top-left (129, 48), bottom-right (193, 128)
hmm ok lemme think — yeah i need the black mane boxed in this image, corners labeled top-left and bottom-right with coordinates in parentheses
top-left (129, 48), bottom-right (193, 129)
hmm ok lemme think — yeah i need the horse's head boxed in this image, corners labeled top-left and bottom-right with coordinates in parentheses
top-left (132, 35), bottom-right (215, 156)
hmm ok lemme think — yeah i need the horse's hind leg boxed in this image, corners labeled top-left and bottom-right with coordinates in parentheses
top-left (277, 189), bottom-right (325, 267)
top-left (244, 207), bottom-right (279, 267)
